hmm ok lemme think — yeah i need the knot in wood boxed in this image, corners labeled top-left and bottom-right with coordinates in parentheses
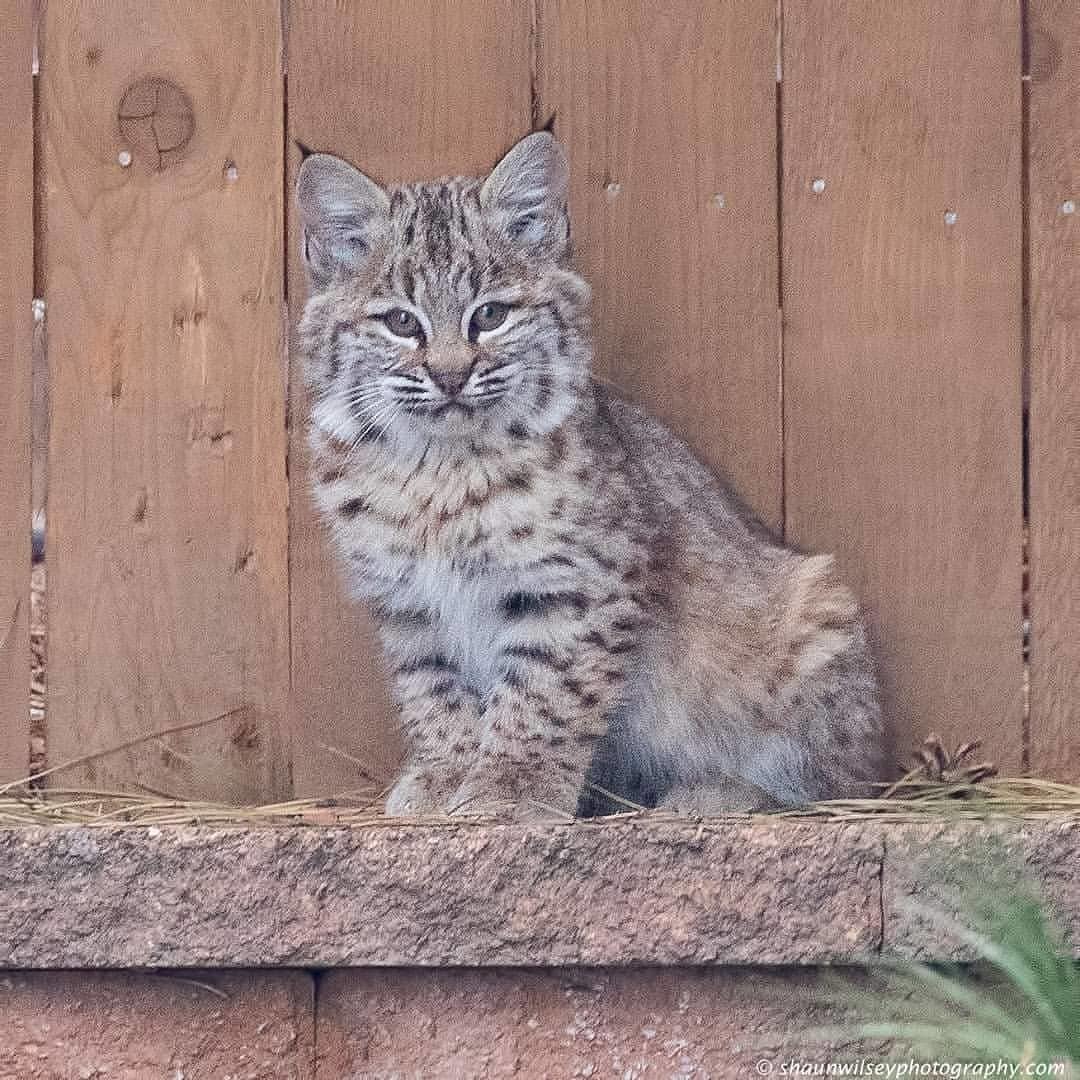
top-left (117, 77), bottom-right (195, 170)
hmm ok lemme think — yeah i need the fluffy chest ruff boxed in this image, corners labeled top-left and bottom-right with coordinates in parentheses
top-left (309, 423), bottom-right (644, 698)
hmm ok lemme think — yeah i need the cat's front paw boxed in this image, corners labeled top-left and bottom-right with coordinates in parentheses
top-left (385, 767), bottom-right (458, 816)
top-left (447, 775), bottom-right (579, 821)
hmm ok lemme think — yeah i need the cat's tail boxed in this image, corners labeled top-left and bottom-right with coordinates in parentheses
top-left (778, 553), bottom-right (861, 682)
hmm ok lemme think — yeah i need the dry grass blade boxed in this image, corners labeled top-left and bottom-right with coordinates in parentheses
top-left (0, 775), bottom-right (1074, 828)
top-left (0, 709), bottom-right (251, 795)
top-left (1, 720), bottom-right (1077, 827)
top-left (777, 777), bottom-right (1080, 821)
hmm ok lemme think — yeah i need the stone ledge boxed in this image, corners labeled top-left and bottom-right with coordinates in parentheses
top-left (883, 818), bottom-right (1080, 959)
top-left (0, 817), bottom-right (1075, 969)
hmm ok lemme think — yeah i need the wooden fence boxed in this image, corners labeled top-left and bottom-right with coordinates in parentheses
top-left (0, 0), bottom-right (1076, 800)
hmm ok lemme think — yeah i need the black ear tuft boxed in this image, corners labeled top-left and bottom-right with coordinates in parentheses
top-left (538, 112), bottom-right (557, 135)
top-left (294, 139), bottom-right (317, 162)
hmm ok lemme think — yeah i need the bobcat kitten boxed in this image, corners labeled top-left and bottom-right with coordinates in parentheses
top-left (296, 132), bottom-right (884, 817)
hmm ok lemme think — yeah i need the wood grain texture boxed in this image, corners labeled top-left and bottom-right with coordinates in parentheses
top-left (0, 2), bottom-right (34, 781)
top-left (1028, 1), bottom-right (1080, 780)
top-left (537, 0), bottom-right (782, 531)
top-left (42, 1), bottom-right (290, 800)
top-left (781, 2), bottom-right (1024, 770)
top-left (286, 0), bottom-right (533, 796)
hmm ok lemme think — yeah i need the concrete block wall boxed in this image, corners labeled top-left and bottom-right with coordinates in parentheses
top-left (1, 967), bottom-right (850, 1079)
top-left (0, 818), bottom-right (1075, 1077)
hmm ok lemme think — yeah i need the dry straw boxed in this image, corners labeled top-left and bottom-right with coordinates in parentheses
top-left (1, 713), bottom-right (1077, 827)
top-left (0, 777), bottom-right (1077, 829)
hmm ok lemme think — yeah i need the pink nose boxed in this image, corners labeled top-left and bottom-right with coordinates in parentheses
top-left (426, 367), bottom-right (471, 396)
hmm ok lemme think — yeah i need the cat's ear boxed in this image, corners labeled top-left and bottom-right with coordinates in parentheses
top-left (296, 153), bottom-right (390, 289)
top-left (480, 132), bottom-right (570, 259)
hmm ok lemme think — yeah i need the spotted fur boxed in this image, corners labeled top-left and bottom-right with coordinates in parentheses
top-left (296, 132), bottom-right (884, 817)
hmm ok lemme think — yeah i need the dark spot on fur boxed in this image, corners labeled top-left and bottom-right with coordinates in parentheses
top-left (339, 497), bottom-right (367, 518)
top-left (397, 654), bottom-right (457, 676)
top-left (403, 204), bottom-right (418, 246)
top-left (543, 300), bottom-right (568, 330)
top-left (581, 544), bottom-right (618, 571)
top-left (321, 466), bottom-right (346, 484)
top-left (538, 553), bottom-right (575, 569)
top-left (535, 374), bottom-right (554, 412)
top-left (510, 525), bottom-right (534, 541)
top-left (536, 704), bottom-right (567, 727)
top-left (502, 644), bottom-right (571, 672)
top-left (546, 430), bottom-right (567, 467)
top-left (372, 603), bottom-right (431, 629)
top-left (507, 421), bottom-right (529, 440)
top-left (506, 470), bottom-right (532, 492)
top-left (502, 591), bottom-right (590, 619)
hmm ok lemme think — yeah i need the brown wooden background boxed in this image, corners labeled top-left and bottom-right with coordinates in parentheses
top-left (0, 0), bottom-right (1075, 799)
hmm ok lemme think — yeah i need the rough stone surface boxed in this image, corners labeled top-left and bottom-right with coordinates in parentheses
top-left (0, 818), bottom-right (1077, 970)
top-left (0, 820), bottom-right (883, 968)
top-left (315, 967), bottom-right (863, 1079)
top-left (0, 970), bottom-right (314, 1079)
top-left (883, 817), bottom-right (1080, 959)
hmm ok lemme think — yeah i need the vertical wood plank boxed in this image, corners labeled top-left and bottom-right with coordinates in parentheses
top-left (287, 0), bottom-right (533, 796)
top-left (42, 1), bottom-right (290, 800)
top-left (0, 2), bottom-right (34, 781)
top-left (782, 2), bottom-right (1024, 770)
top-left (1028, 1), bottom-right (1080, 780)
top-left (537, 0), bottom-right (782, 531)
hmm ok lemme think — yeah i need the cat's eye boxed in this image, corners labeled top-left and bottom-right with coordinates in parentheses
top-left (468, 301), bottom-right (511, 338)
top-left (381, 308), bottom-right (423, 340)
